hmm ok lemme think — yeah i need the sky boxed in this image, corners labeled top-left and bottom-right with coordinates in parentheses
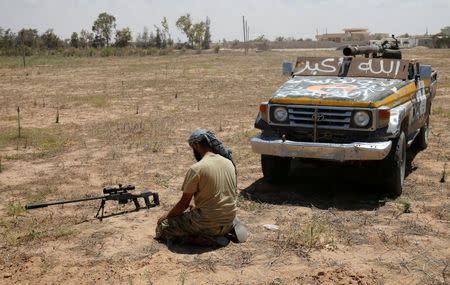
top-left (0, 0), bottom-right (449, 41)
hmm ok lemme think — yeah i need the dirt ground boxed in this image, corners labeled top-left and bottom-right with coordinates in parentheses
top-left (0, 48), bottom-right (449, 285)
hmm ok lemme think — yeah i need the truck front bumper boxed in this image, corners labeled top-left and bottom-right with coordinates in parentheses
top-left (250, 136), bottom-right (392, 162)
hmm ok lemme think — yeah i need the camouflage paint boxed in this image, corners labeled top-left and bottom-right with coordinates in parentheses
top-left (271, 76), bottom-right (410, 103)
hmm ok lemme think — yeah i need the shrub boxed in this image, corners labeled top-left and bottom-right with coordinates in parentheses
top-left (100, 47), bottom-right (114, 57)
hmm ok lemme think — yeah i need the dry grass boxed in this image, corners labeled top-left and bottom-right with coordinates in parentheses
top-left (0, 48), bottom-right (449, 284)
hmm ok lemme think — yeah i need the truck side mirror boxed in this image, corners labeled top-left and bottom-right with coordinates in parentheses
top-left (282, 61), bottom-right (293, 76)
top-left (415, 74), bottom-right (420, 85)
top-left (414, 62), bottom-right (421, 85)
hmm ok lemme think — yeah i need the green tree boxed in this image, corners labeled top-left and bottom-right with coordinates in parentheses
top-left (254, 35), bottom-right (266, 42)
top-left (148, 31), bottom-right (156, 47)
top-left (70, 32), bottom-right (79, 48)
top-left (192, 21), bottom-right (206, 49)
top-left (115, 27), bottom-right (132, 47)
top-left (176, 14), bottom-right (194, 47)
top-left (155, 27), bottom-right (162, 49)
top-left (441, 26), bottom-right (450, 36)
top-left (41, 29), bottom-right (62, 49)
top-left (17, 28), bottom-right (39, 48)
top-left (161, 17), bottom-right (171, 46)
top-left (92, 12), bottom-right (116, 47)
top-left (136, 26), bottom-right (150, 48)
top-left (79, 29), bottom-right (93, 48)
top-left (0, 28), bottom-right (16, 50)
top-left (202, 17), bottom-right (211, 49)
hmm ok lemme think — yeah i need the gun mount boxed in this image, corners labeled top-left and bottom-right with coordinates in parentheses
top-left (343, 35), bottom-right (402, 59)
top-left (25, 184), bottom-right (160, 220)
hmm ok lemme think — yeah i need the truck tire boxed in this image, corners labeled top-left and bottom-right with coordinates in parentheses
top-left (383, 131), bottom-right (407, 197)
top-left (414, 117), bottom-right (429, 150)
top-left (261, 155), bottom-right (291, 183)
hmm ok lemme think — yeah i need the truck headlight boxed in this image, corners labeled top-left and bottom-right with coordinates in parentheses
top-left (273, 107), bottom-right (289, 123)
top-left (353, 111), bottom-right (370, 127)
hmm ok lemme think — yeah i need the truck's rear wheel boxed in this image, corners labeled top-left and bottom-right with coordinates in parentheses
top-left (261, 155), bottom-right (291, 183)
top-left (383, 131), bottom-right (406, 197)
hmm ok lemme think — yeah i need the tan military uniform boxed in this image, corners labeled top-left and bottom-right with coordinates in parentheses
top-left (156, 153), bottom-right (237, 240)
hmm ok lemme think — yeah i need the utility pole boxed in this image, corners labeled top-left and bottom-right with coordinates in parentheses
top-left (242, 16), bottom-right (249, 54)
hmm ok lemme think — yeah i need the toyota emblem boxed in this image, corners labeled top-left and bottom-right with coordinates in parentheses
top-left (312, 113), bottom-right (325, 121)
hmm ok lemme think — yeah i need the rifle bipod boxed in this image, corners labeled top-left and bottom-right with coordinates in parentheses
top-left (95, 199), bottom-right (107, 220)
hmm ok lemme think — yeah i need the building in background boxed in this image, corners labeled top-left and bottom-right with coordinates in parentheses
top-left (316, 28), bottom-right (369, 43)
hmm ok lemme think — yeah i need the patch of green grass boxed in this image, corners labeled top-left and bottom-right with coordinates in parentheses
top-left (432, 203), bottom-right (450, 220)
top-left (394, 198), bottom-right (412, 213)
top-left (5, 202), bottom-right (25, 218)
top-left (16, 227), bottom-right (76, 244)
top-left (275, 213), bottom-right (343, 252)
top-left (433, 106), bottom-right (450, 119)
top-left (66, 94), bottom-right (109, 108)
top-left (399, 219), bottom-right (433, 236)
top-left (285, 220), bottom-right (337, 251)
top-left (91, 117), bottom-right (173, 152)
top-left (228, 129), bottom-right (260, 145)
top-left (199, 63), bottom-right (213, 69)
top-left (237, 195), bottom-right (270, 212)
top-left (143, 269), bottom-right (154, 285)
top-left (154, 173), bottom-right (171, 188)
top-left (0, 115), bottom-right (18, 122)
top-left (0, 55), bottom-right (93, 68)
top-left (26, 185), bottom-right (58, 204)
top-left (144, 141), bottom-right (163, 153)
top-left (178, 269), bottom-right (188, 285)
top-left (437, 82), bottom-right (450, 88)
top-left (0, 126), bottom-right (70, 157)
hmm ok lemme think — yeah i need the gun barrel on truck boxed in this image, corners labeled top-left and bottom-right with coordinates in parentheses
top-left (343, 45), bottom-right (402, 59)
top-left (343, 46), bottom-right (381, 57)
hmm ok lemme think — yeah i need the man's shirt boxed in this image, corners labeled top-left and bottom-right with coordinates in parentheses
top-left (181, 152), bottom-right (237, 229)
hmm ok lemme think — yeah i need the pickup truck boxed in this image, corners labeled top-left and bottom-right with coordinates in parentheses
top-left (250, 44), bottom-right (437, 196)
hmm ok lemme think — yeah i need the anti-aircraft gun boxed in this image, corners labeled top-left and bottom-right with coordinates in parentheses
top-left (25, 184), bottom-right (160, 220)
top-left (343, 35), bottom-right (402, 59)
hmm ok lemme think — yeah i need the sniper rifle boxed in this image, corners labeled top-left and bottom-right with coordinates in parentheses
top-left (25, 184), bottom-right (160, 220)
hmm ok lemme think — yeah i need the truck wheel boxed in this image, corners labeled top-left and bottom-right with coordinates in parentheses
top-left (383, 131), bottom-right (407, 197)
top-left (261, 155), bottom-right (291, 183)
top-left (414, 117), bottom-right (429, 150)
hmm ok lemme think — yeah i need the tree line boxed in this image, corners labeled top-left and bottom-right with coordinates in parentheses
top-left (0, 12), bottom-right (212, 56)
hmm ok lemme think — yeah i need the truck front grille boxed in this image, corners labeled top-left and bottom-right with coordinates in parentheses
top-left (288, 106), bottom-right (353, 129)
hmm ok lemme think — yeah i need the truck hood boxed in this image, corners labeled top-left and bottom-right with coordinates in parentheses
top-left (270, 76), bottom-right (410, 106)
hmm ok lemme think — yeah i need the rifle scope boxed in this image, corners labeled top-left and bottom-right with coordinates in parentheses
top-left (103, 184), bottom-right (135, 194)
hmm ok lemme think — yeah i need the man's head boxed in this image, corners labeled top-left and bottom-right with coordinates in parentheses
top-left (188, 129), bottom-right (213, 161)
top-left (190, 139), bottom-right (212, 161)
top-left (187, 129), bottom-right (235, 164)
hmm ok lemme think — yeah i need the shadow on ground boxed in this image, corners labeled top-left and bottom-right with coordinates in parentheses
top-left (166, 243), bottom-right (220, 254)
top-left (241, 149), bottom-right (421, 211)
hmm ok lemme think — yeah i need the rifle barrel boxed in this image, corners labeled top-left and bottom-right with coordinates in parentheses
top-left (25, 195), bottom-right (106, 210)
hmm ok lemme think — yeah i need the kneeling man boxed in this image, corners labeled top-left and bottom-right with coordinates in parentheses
top-left (155, 129), bottom-right (239, 245)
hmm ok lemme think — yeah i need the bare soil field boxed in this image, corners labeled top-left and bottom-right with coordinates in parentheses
top-left (0, 48), bottom-right (449, 285)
